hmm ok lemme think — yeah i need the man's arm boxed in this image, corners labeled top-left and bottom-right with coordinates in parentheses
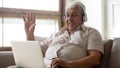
top-left (68, 50), bottom-right (101, 68)
top-left (51, 50), bottom-right (101, 68)
top-left (23, 12), bottom-right (36, 40)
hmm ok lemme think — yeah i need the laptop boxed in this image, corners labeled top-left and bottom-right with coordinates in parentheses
top-left (11, 41), bottom-right (46, 68)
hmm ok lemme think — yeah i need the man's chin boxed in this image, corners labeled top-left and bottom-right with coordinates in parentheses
top-left (67, 28), bottom-right (75, 32)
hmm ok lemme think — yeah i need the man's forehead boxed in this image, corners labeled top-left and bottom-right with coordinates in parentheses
top-left (65, 7), bottom-right (81, 13)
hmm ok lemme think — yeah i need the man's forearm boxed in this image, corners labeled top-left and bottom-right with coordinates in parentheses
top-left (68, 56), bottom-right (96, 68)
top-left (26, 33), bottom-right (35, 40)
top-left (67, 51), bottom-right (101, 68)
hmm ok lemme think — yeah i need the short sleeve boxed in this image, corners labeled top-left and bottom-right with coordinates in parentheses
top-left (87, 28), bottom-right (104, 54)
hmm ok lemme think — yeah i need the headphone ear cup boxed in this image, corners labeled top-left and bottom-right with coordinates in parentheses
top-left (82, 14), bottom-right (87, 22)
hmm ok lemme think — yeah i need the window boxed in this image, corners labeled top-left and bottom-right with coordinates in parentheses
top-left (35, 19), bottom-right (59, 37)
top-left (0, 0), bottom-right (65, 47)
top-left (1, 18), bottom-right (58, 47)
top-left (107, 1), bottom-right (120, 39)
top-left (73, 0), bottom-right (103, 39)
top-left (2, 0), bottom-right (59, 11)
top-left (2, 18), bottom-right (25, 46)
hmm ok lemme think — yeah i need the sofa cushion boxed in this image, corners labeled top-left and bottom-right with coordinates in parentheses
top-left (96, 39), bottom-right (113, 68)
top-left (0, 51), bottom-right (15, 68)
top-left (108, 38), bottom-right (120, 68)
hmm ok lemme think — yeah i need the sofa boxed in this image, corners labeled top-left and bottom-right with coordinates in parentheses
top-left (0, 38), bottom-right (120, 68)
top-left (0, 47), bottom-right (15, 68)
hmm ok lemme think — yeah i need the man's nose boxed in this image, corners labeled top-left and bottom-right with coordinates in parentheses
top-left (67, 16), bottom-right (73, 21)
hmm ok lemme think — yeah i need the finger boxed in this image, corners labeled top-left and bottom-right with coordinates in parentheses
top-left (51, 63), bottom-right (58, 68)
top-left (23, 14), bottom-right (27, 21)
top-left (24, 12), bottom-right (30, 22)
top-left (25, 12), bottom-right (30, 21)
top-left (23, 13), bottom-right (27, 22)
top-left (51, 60), bottom-right (55, 67)
top-left (23, 15), bottom-right (26, 22)
top-left (51, 58), bottom-right (62, 68)
top-left (29, 23), bottom-right (36, 31)
top-left (53, 58), bottom-right (66, 67)
top-left (29, 12), bottom-right (32, 22)
top-left (23, 14), bottom-right (29, 26)
top-left (31, 13), bottom-right (35, 23)
top-left (27, 12), bottom-right (30, 21)
top-left (51, 60), bottom-right (58, 68)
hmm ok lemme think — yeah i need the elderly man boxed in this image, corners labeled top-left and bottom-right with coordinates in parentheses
top-left (23, 1), bottom-right (103, 68)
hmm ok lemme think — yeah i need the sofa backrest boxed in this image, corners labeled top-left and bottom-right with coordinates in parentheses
top-left (108, 38), bottom-right (120, 68)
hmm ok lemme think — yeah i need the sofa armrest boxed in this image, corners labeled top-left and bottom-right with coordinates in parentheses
top-left (0, 47), bottom-right (12, 51)
top-left (96, 39), bottom-right (113, 68)
top-left (108, 38), bottom-right (120, 68)
top-left (0, 51), bottom-right (15, 68)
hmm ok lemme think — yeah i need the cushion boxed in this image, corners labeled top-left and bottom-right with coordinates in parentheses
top-left (96, 39), bottom-right (113, 68)
top-left (35, 36), bottom-right (48, 42)
top-left (108, 38), bottom-right (120, 68)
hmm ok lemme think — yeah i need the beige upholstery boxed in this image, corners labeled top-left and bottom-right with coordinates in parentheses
top-left (96, 39), bottom-right (113, 68)
top-left (0, 51), bottom-right (15, 68)
top-left (108, 38), bottom-right (120, 68)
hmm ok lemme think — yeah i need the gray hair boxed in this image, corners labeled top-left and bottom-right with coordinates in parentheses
top-left (65, 1), bottom-right (86, 15)
top-left (65, 1), bottom-right (88, 22)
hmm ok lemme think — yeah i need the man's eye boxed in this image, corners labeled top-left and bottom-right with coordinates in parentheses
top-left (71, 14), bottom-right (78, 17)
top-left (65, 14), bottom-right (78, 18)
top-left (65, 15), bottom-right (69, 17)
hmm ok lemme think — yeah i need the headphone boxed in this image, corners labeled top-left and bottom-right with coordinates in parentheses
top-left (64, 1), bottom-right (88, 22)
top-left (78, 2), bottom-right (88, 22)
top-left (82, 13), bottom-right (87, 22)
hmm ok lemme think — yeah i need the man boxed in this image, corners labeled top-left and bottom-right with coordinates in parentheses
top-left (23, 1), bottom-right (103, 68)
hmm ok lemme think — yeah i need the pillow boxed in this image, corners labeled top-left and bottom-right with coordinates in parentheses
top-left (35, 36), bottom-right (49, 57)
top-left (35, 36), bottom-right (48, 42)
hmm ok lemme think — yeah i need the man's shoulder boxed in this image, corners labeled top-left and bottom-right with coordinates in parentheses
top-left (83, 25), bottom-right (99, 32)
top-left (84, 26), bottom-right (102, 38)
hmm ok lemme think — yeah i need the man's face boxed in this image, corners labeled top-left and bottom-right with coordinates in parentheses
top-left (65, 7), bottom-right (83, 33)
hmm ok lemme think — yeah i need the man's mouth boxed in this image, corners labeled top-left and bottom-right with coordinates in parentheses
top-left (68, 22), bottom-right (74, 24)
